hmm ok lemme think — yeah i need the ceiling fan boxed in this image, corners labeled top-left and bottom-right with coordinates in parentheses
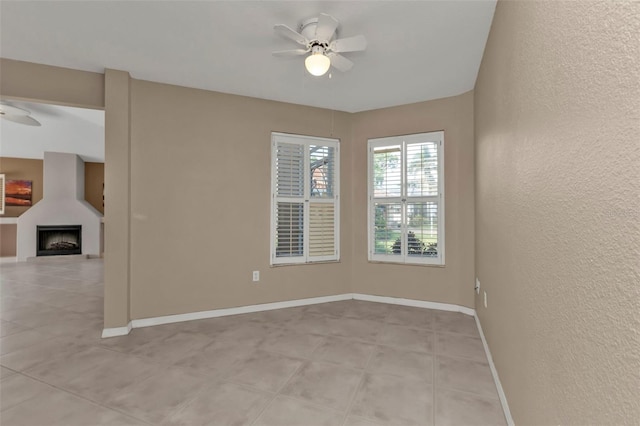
top-left (0, 103), bottom-right (41, 126)
top-left (273, 13), bottom-right (367, 77)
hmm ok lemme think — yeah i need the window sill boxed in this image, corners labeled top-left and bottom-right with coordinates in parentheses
top-left (270, 260), bottom-right (341, 267)
top-left (367, 260), bottom-right (445, 268)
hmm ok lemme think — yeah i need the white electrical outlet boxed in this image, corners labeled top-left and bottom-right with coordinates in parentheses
top-left (483, 291), bottom-right (487, 308)
top-left (252, 271), bottom-right (260, 282)
top-left (475, 278), bottom-right (480, 295)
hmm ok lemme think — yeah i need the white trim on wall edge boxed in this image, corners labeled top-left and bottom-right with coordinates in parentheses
top-left (0, 257), bottom-right (18, 264)
top-left (100, 293), bottom-right (475, 338)
top-left (474, 313), bottom-right (515, 426)
top-left (132, 293), bottom-right (353, 329)
top-left (352, 293), bottom-right (475, 316)
top-left (101, 322), bottom-right (132, 338)
top-left (101, 293), bottom-right (353, 338)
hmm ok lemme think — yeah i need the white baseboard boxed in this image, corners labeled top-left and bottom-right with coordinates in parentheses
top-left (353, 293), bottom-right (475, 316)
top-left (101, 322), bottom-right (132, 338)
top-left (101, 292), bottom-right (475, 338)
top-left (474, 313), bottom-right (514, 426)
top-left (131, 293), bottom-right (353, 329)
top-left (0, 257), bottom-right (17, 264)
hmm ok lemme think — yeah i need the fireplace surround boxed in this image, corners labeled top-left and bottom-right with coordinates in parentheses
top-left (16, 153), bottom-right (102, 261)
top-left (37, 225), bottom-right (82, 256)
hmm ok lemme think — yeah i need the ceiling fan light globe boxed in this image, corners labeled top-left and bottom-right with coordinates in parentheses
top-left (305, 53), bottom-right (330, 76)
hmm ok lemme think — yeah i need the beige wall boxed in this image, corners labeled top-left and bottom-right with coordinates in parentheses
top-left (84, 162), bottom-right (104, 214)
top-left (474, 1), bottom-right (640, 424)
top-left (1, 59), bottom-right (476, 326)
top-left (0, 58), bottom-right (104, 109)
top-left (351, 92), bottom-right (475, 308)
top-left (0, 224), bottom-right (17, 257)
top-left (0, 157), bottom-right (44, 217)
top-left (128, 79), bottom-right (353, 319)
top-left (103, 69), bottom-right (131, 328)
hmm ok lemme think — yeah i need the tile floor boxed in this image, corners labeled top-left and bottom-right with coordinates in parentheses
top-left (0, 258), bottom-right (507, 425)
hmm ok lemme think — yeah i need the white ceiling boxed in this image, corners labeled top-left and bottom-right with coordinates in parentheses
top-left (0, 1), bottom-right (496, 113)
top-left (0, 101), bottom-right (105, 163)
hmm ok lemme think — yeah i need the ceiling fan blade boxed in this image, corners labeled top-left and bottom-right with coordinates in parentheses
top-left (330, 35), bottom-right (367, 53)
top-left (2, 114), bottom-right (41, 126)
top-left (272, 48), bottom-right (310, 57)
top-left (315, 13), bottom-right (339, 42)
top-left (274, 24), bottom-right (308, 46)
top-left (0, 104), bottom-right (30, 117)
top-left (327, 52), bottom-right (353, 72)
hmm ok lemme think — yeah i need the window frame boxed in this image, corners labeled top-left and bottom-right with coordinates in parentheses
top-left (367, 131), bottom-right (445, 266)
top-left (0, 174), bottom-right (5, 215)
top-left (270, 132), bottom-right (340, 266)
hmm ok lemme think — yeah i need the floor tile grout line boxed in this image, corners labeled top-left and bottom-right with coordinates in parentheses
top-left (0, 275), bottom-right (103, 294)
top-left (340, 343), bottom-right (378, 426)
top-left (248, 358), bottom-right (308, 426)
top-left (270, 393), bottom-right (347, 418)
top-left (435, 383), bottom-right (503, 401)
top-left (433, 352), bottom-right (492, 365)
top-left (244, 326), bottom-right (373, 424)
top-left (434, 329), bottom-right (484, 338)
top-left (152, 376), bottom-right (238, 424)
top-left (340, 370), bottom-right (368, 426)
top-left (8, 369), bottom-right (154, 425)
top-left (433, 329), bottom-right (437, 426)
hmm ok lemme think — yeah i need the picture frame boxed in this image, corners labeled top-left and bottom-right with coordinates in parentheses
top-left (5, 179), bottom-right (33, 207)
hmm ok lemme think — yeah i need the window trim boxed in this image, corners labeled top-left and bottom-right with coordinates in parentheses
top-left (0, 174), bottom-right (5, 215)
top-left (367, 131), bottom-right (445, 266)
top-left (270, 132), bottom-right (340, 266)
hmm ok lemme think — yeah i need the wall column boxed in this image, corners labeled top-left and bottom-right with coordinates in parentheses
top-left (104, 69), bottom-right (131, 329)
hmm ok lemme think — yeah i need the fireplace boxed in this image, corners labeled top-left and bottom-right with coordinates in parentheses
top-left (37, 225), bottom-right (82, 256)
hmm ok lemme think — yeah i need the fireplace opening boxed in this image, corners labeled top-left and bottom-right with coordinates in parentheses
top-left (37, 225), bottom-right (82, 256)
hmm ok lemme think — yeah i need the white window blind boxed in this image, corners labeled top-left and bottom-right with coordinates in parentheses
top-left (271, 133), bottom-right (339, 265)
top-left (368, 131), bottom-right (444, 265)
top-left (0, 174), bottom-right (5, 215)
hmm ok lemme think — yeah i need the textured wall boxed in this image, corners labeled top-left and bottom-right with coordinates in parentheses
top-left (475, 1), bottom-right (640, 424)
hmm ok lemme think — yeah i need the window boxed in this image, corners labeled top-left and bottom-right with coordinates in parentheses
top-left (271, 132), bottom-right (339, 265)
top-left (0, 174), bottom-right (4, 215)
top-left (368, 131), bottom-right (444, 265)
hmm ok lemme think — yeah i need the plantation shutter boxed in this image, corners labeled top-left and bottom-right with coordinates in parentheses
top-left (271, 133), bottom-right (339, 265)
top-left (368, 132), bottom-right (444, 265)
top-left (274, 143), bottom-right (305, 260)
top-left (309, 203), bottom-right (335, 257)
top-left (0, 174), bottom-right (5, 215)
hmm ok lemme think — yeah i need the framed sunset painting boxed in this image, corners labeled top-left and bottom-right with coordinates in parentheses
top-left (5, 179), bottom-right (32, 206)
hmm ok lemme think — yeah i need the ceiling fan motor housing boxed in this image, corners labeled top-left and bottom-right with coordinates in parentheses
top-left (310, 44), bottom-right (325, 55)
